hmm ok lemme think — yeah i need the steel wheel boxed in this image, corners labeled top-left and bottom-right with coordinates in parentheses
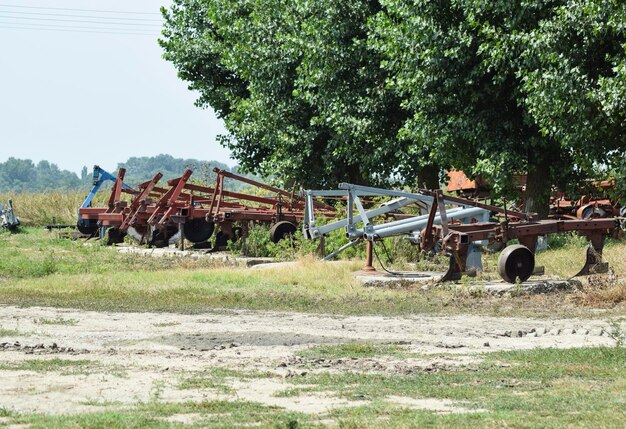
top-left (497, 244), bottom-right (535, 283)
top-left (269, 221), bottom-right (297, 243)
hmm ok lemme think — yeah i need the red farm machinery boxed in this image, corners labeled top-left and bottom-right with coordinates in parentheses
top-left (78, 167), bottom-right (335, 249)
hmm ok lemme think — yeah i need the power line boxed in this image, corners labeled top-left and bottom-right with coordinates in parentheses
top-left (0, 25), bottom-right (158, 36)
top-left (0, 21), bottom-right (160, 33)
top-left (0, 15), bottom-right (163, 27)
top-left (1, 10), bottom-right (162, 22)
top-left (0, 3), bottom-right (161, 16)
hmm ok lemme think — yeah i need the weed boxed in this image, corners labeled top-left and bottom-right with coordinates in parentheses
top-left (0, 326), bottom-right (19, 337)
top-left (606, 318), bottom-right (625, 347)
top-left (298, 343), bottom-right (406, 360)
top-left (0, 358), bottom-right (91, 372)
top-left (149, 380), bottom-right (165, 403)
top-left (34, 316), bottom-right (78, 326)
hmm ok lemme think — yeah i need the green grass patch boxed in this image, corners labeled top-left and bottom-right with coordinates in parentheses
top-left (9, 400), bottom-right (315, 429)
top-left (0, 227), bottom-right (227, 281)
top-left (0, 358), bottom-right (92, 373)
top-left (298, 343), bottom-right (408, 360)
top-left (0, 326), bottom-right (20, 337)
top-left (0, 227), bottom-right (624, 318)
top-left (178, 367), bottom-right (272, 394)
top-left (282, 347), bottom-right (626, 428)
top-left (2, 348), bottom-right (625, 428)
top-left (33, 316), bottom-right (78, 326)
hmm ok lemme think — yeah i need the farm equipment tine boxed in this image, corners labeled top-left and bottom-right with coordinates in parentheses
top-left (120, 172), bottom-right (163, 231)
top-left (147, 169), bottom-right (193, 225)
top-left (439, 253), bottom-right (464, 283)
top-left (107, 168), bottom-right (126, 209)
top-left (574, 244), bottom-right (609, 277)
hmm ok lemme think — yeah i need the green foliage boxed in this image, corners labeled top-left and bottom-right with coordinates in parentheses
top-left (160, 0), bottom-right (412, 188)
top-left (116, 154), bottom-right (240, 189)
top-left (228, 222), bottom-right (365, 260)
top-left (0, 158), bottom-right (84, 193)
top-left (0, 155), bottom-right (258, 195)
top-left (546, 232), bottom-right (589, 250)
top-left (161, 0), bottom-right (626, 217)
top-left (227, 223), bottom-right (276, 258)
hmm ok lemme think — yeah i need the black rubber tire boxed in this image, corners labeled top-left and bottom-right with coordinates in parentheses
top-left (183, 219), bottom-right (215, 243)
top-left (269, 221), bottom-right (297, 243)
top-left (497, 244), bottom-right (535, 283)
top-left (76, 219), bottom-right (99, 236)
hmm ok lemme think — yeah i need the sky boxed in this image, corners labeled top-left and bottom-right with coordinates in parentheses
top-left (0, 0), bottom-right (233, 175)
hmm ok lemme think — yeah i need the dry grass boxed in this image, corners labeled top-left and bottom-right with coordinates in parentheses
top-left (0, 191), bottom-right (111, 226)
top-left (0, 226), bottom-right (624, 316)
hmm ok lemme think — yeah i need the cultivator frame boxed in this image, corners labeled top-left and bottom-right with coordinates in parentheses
top-left (78, 167), bottom-right (334, 248)
top-left (303, 183), bottom-right (622, 283)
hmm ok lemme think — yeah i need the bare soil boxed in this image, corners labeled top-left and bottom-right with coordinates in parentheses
top-left (0, 305), bottom-right (620, 415)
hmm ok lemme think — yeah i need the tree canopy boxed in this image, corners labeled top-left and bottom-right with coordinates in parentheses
top-left (0, 155), bottom-right (241, 193)
top-left (0, 158), bottom-right (83, 193)
top-left (161, 0), bottom-right (626, 216)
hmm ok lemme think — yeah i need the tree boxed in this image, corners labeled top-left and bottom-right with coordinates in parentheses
top-left (160, 0), bottom-right (436, 188)
top-left (372, 0), bottom-right (626, 217)
top-left (162, 0), bottom-right (626, 216)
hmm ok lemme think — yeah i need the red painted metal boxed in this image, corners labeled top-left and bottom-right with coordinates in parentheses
top-left (78, 166), bottom-right (336, 248)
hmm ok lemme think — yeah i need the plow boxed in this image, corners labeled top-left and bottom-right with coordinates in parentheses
top-left (303, 183), bottom-right (623, 284)
top-left (78, 166), bottom-right (334, 249)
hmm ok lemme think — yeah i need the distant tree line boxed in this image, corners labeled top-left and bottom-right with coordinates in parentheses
top-left (0, 158), bottom-right (84, 192)
top-left (0, 155), bottom-right (244, 193)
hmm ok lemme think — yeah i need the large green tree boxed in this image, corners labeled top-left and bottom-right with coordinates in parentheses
top-left (160, 0), bottom-right (428, 188)
top-left (372, 0), bottom-right (626, 216)
top-left (161, 0), bottom-right (626, 216)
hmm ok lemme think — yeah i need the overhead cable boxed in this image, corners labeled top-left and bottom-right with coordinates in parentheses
top-left (0, 4), bottom-right (161, 15)
top-left (0, 21), bottom-right (160, 33)
top-left (0, 25), bottom-right (158, 36)
top-left (0, 10), bottom-right (162, 22)
top-left (0, 15), bottom-right (162, 27)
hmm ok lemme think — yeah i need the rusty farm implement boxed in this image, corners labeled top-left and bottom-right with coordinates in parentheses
top-left (303, 183), bottom-right (623, 283)
top-left (79, 167), bottom-right (335, 249)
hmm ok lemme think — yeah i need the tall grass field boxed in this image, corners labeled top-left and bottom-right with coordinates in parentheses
top-left (0, 191), bottom-right (110, 226)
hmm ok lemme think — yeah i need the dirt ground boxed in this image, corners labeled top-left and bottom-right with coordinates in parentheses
top-left (0, 305), bottom-right (621, 416)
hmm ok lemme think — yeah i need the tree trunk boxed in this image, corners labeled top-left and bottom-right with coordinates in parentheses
top-left (346, 163), bottom-right (367, 185)
top-left (418, 164), bottom-right (440, 190)
top-left (524, 150), bottom-right (553, 220)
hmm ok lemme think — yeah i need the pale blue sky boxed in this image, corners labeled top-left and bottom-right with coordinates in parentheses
top-left (0, 0), bottom-right (232, 174)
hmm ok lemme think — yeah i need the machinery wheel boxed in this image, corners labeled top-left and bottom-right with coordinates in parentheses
top-left (127, 225), bottom-right (150, 244)
top-left (578, 205), bottom-right (606, 219)
top-left (498, 244), bottom-right (535, 283)
top-left (183, 219), bottom-right (215, 243)
top-left (269, 221), bottom-right (297, 243)
top-left (76, 219), bottom-right (99, 236)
